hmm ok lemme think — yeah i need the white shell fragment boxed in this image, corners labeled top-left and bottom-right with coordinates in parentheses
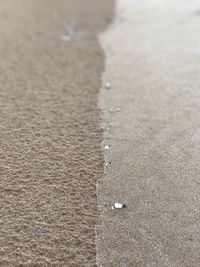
top-left (112, 203), bottom-right (126, 209)
top-left (104, 145), bottom-right (110, 150)
top-left (108, 108), bottom-right (114, 113)
top-left (105, 82), bottom-right (111, 89)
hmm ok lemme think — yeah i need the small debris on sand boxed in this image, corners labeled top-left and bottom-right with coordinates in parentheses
top-left (112, 203), bottom-right (126, 209)
top-left (104, 145), bottom-right (110, 150)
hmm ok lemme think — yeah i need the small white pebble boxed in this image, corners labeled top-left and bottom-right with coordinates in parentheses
top-left (104, 145), bottom-right (110, 150)
top-left (116, 107), bottom-right (121, 112)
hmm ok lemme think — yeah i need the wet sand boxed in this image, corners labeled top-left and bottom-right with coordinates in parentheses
top-left (0, 0), bottom-right (114, 266)
top-left (98, 0), bottom-right (200, 266)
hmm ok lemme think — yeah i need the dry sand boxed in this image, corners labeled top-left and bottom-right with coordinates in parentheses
top-left (97, 0), bottom-right (200, 266)
top-left (0, 0), bottom-right (114, 266)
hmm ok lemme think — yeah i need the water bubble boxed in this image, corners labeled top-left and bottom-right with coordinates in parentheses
top-left (105, 82), bottom-right (111, 89)
top-left (62, 24), bottom-right (74, 42)
top-left (108, 108), bottom-right (114, 113)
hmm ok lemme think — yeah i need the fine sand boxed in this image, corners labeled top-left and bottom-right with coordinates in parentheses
top-left (98, 0), bottom-right (200, 266)
top-left (0, 0), bottom-right (114, 266)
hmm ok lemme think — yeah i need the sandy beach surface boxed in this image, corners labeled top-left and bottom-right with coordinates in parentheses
top-left (0, 0), bottom-right (114, 266)
top-left (97, 0), bottom-right (200, 266)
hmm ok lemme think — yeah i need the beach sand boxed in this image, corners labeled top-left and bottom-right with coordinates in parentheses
top-left (0, 0), bottom-right (114, 266)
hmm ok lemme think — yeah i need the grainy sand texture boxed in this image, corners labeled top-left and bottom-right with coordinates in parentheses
top-left (0, 0), bottom-right (114, 266)
top-left (97, 0), bottom-right (200, 266)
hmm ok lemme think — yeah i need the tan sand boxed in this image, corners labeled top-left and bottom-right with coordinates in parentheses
top-left (0, 0), bottom-right (114, 266)
top-left (97, 0), bottom-right (200, 266)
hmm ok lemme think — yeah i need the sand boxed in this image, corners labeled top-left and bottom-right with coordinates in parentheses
top-left (97, 0), bottom-right (200, 266)
top-left (0, 0), bottom-right (114, 266)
